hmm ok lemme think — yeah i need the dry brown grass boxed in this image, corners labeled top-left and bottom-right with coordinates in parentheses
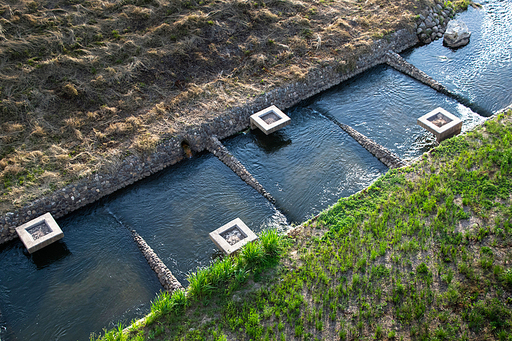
top-left (0, 0), bottom-right (429, 214)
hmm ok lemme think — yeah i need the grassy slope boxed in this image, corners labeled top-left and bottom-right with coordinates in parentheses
top-left (95, 110), bottom-right (512, 341)
top-left (0, 0), bottom-right (427, 213)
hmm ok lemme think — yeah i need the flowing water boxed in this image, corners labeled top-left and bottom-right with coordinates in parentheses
top-left (0, 206), bottom-right (162, 341)
top-left (307, 64), bottom-right (484, 161)
top-left (403, 0), bottom-right (512, 114)
top-left (1, 0), bottom-right (511, 340)
top-left (105, 153), bottom-right (287, 283)
top-left (223, 110), bottom-right (388, 224)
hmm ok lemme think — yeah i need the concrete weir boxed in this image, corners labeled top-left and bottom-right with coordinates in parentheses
top-left (385, 51), bottom-right (491, 116)
top-left (206, 136), bottom-right (276, 204)
top-left (131, 230), bottom-right (183, 293)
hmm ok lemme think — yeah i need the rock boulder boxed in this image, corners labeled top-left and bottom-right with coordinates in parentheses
top-left (443, 20), bottom-right (471, 48)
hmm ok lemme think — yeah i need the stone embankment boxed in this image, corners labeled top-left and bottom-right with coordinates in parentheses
top-left (327, 116), bottom-right (407, 169)
top-left (385, 51), bottom-right (491, 116)
top-left (385, 51), bottom-right (452, 95)
top-left (206, 136), bottom-right (276, 203)
top-left (416, 1), bottom-right (454, 44)
top-left (131, 230), bottom-right (183, 293)
top-left (0, 28), bottom-right (419, 245)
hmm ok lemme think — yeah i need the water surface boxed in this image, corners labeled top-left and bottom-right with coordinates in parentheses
top-left (224, 109), bottom-right (388, 224)
top-left (107, 153), bottom-right (287, 283)
top-left (403, 0), bottom-right (512, 113)
top-left (0, 206), bottom-right (162, 341)
top-left (1, 0), bottom-right (511, 339)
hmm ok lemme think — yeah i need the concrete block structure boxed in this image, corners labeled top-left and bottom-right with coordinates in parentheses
top-left (16, 212), bottom-right (64, 254)
top-left (250, 105), bottom-right (291, 135)
top-left (417, 107), bottom-right (462, 142)
top-left (209, 218), bottom-right (257, 255)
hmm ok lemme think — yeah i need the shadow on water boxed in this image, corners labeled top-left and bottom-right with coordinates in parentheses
top-left (249, 129), bottom-right (292, 154)
top-left (27, 241), bottom-right (71, 270)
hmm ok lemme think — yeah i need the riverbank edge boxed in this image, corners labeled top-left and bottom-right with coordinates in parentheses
top-left (0, 28), bottom-right (420, 244)
top-left (116, 102), bottom-right (512, 340)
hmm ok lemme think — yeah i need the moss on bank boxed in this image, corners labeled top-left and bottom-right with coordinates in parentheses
top-left (93, 109), bottom-right (512, 340)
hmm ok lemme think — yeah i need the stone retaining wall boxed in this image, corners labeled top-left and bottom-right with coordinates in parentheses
top-left (131, 230), bottom-right (183, 293)
top-left (206, 136), bottom-right (275, 203)
top-left (0, 28), bottom-right (419, 245)
top-left (385, 51), bottom-right (452, 95)
top-left (415, 1), bottom-right (454, 44)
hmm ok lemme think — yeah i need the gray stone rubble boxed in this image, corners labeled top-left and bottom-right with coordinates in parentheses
top-left (131, 229), bottom-right (183, 293)
top-left (331, 121), bottom-right (408, 169)
top-left (385, 51), bottom-right (453, 95)
top-left (206, 136), bottom-right (276, 203)
top-left (416, 1), bottom-right (454, 44)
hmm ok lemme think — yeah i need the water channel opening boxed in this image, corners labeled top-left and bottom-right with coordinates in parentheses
top-left (26, 222), bottom-right (53, 240)
top-left (220, 225), bottom-right (247, 245)
top-left (427, 112), bottom-right (453, 127)
top-left (182, 141), bottom-right (193, 158)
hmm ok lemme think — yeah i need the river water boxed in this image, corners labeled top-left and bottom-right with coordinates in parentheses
top-left (0, 1), bottom-right (510, 340)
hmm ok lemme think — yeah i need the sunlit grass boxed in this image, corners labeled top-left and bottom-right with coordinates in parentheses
top-left (95, 111), bottom-right (512, 340)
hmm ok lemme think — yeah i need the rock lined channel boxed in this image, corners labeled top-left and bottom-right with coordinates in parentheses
top-left (206, 136), bottom-right (276, 204)
top-left (322, 113), bottom-right (407, 169)
top-left (131, 230), bottom-right (183, 293)
top-left (385, 51), bottom-right (491, 116)
top-left (416, 1), bottom-right (454, 44)
top-left (0, 28), bottom-right (419, 245)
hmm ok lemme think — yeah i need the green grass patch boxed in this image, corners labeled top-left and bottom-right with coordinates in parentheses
top-left (93, 112), bottom-right (512, 340)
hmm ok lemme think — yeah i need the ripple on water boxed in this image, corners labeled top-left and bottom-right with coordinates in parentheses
top-left (1, 1), bottom-right (511, 340)
top-left (404, 0), bottom-right (512, 113)
top-left (107, 153), bottom-right (289, 284)
top-left (307, 65), bottom-right (485, 161)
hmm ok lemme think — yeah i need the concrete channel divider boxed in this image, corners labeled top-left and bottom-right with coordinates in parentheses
top-left (206, 136), bottom-right (276, 204)
top-left (385, 51), bottom-right (491, 117)
top-left (130, 230), bottom-right (183, 293)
